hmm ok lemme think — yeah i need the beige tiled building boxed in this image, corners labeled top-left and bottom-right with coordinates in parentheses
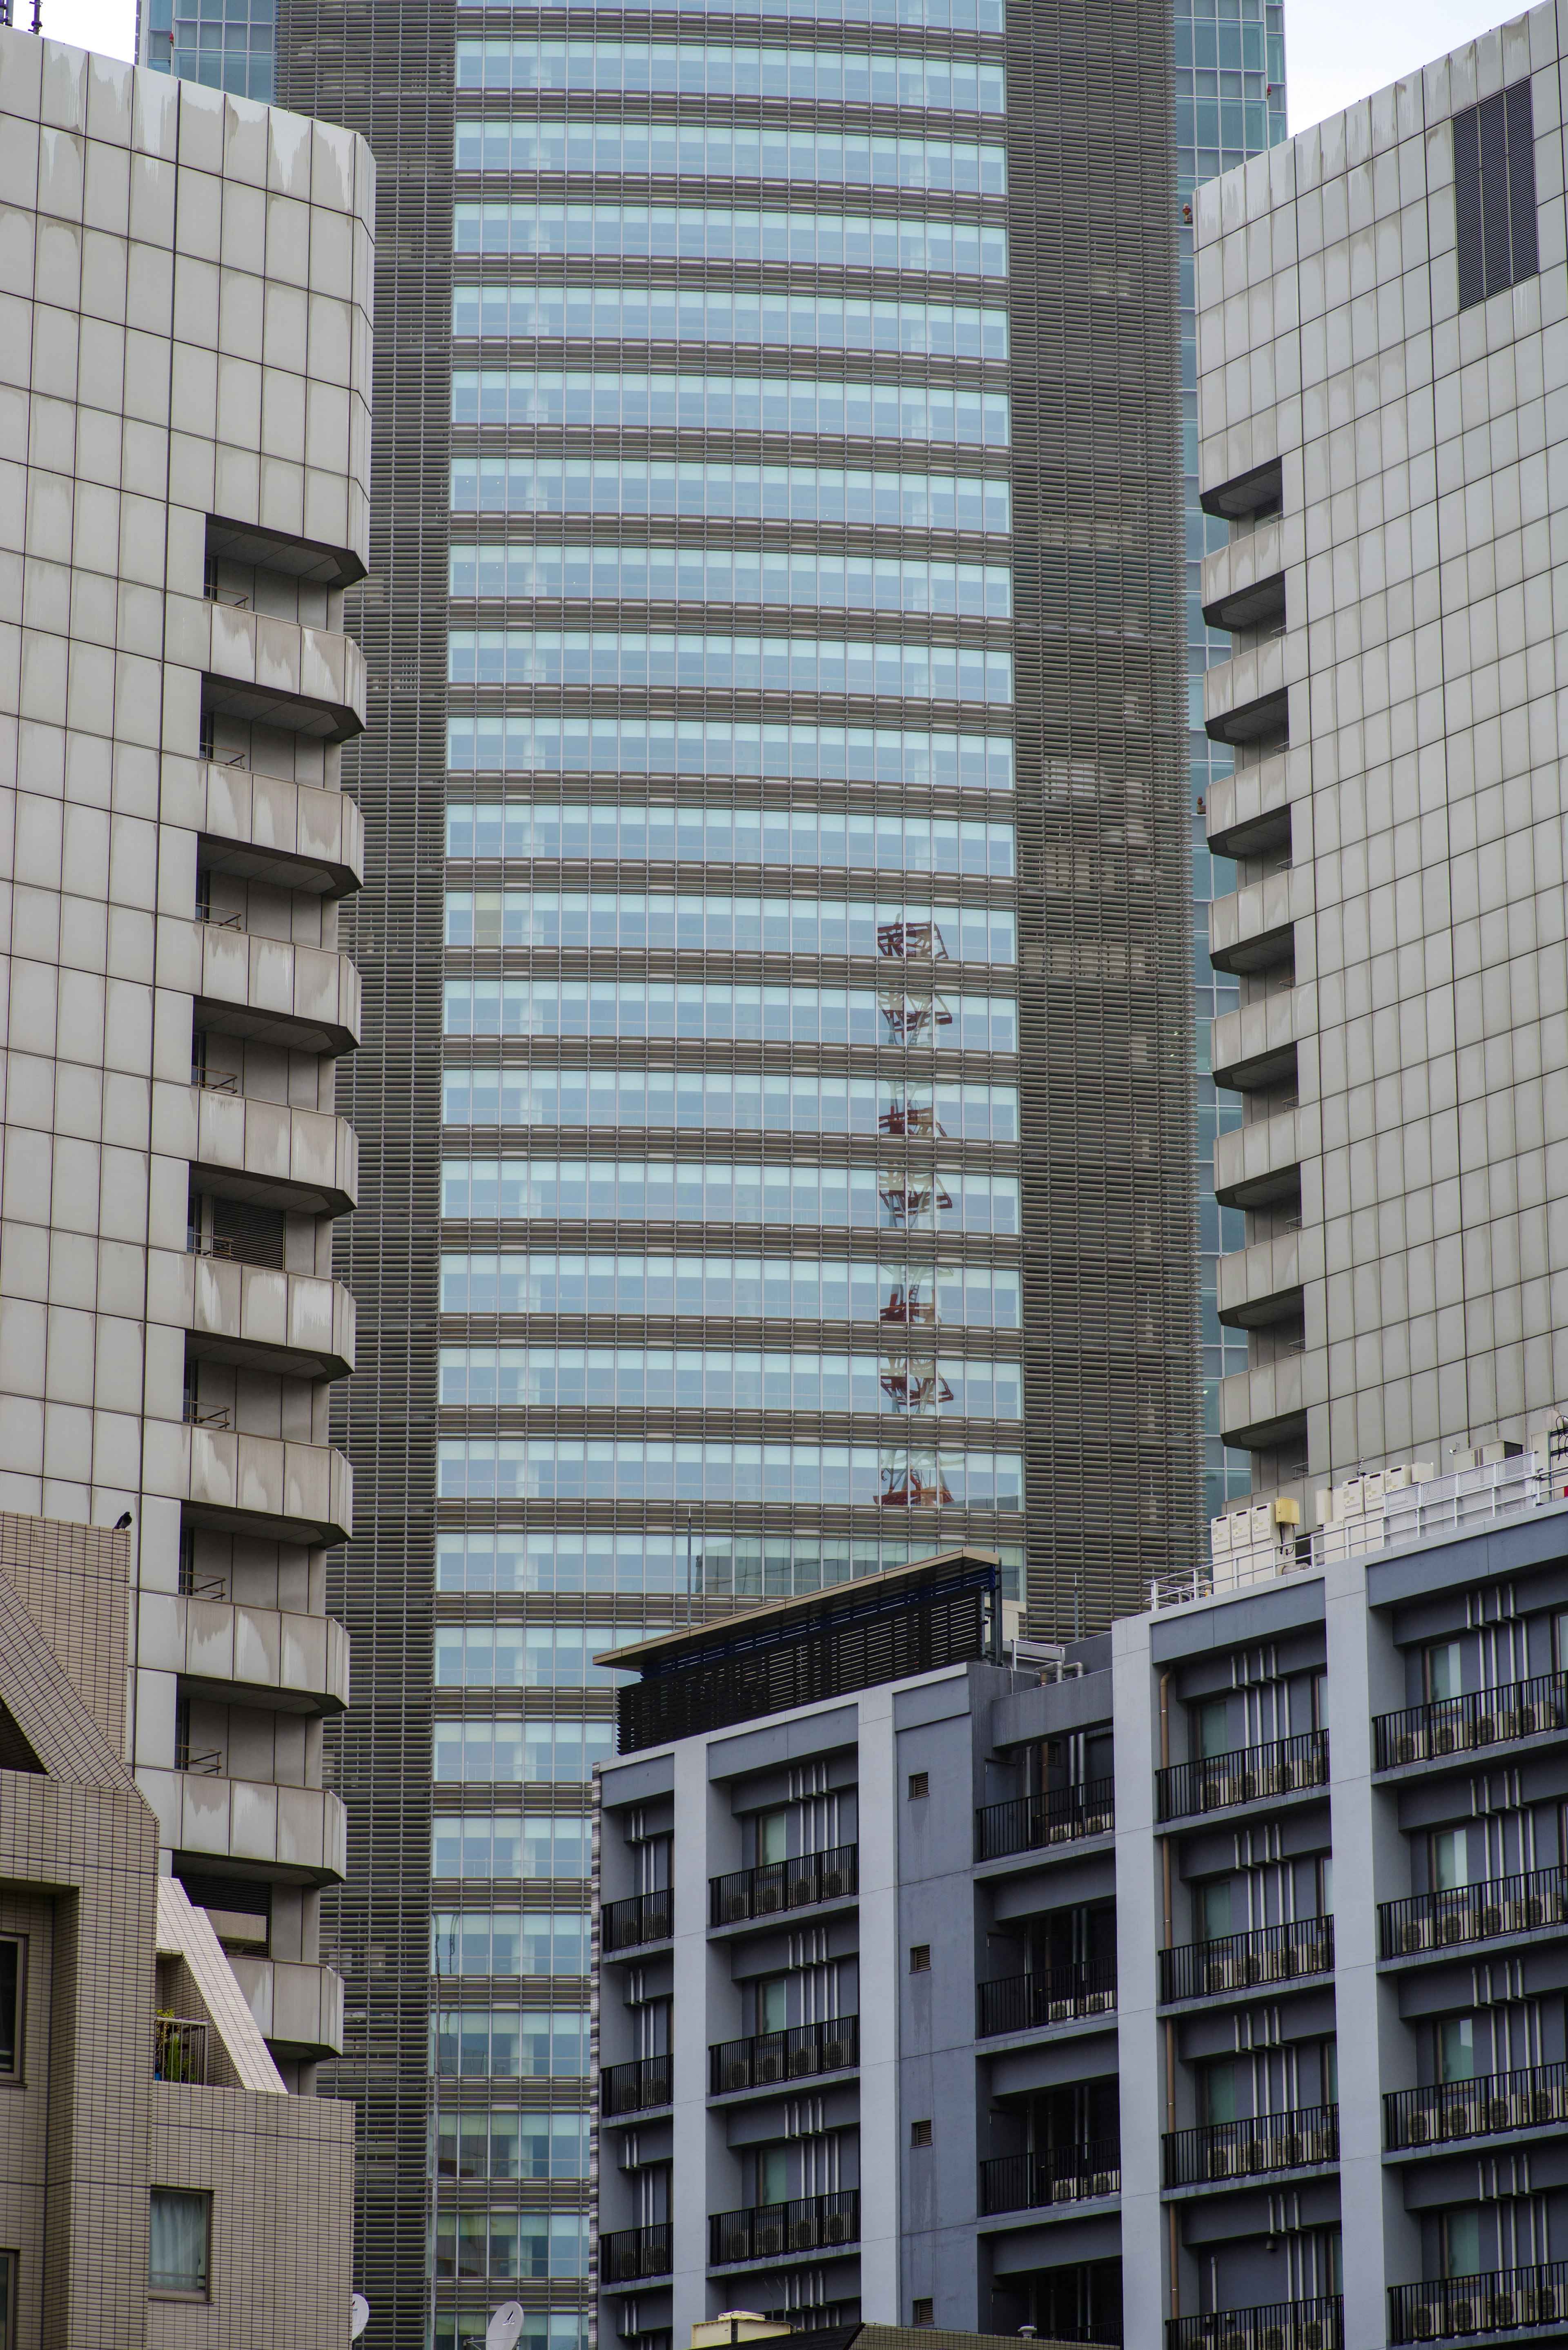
top-left (1194, 4), bottom-right (1568, 1503)
top-left (0, 18), bottom-right (372, 2328)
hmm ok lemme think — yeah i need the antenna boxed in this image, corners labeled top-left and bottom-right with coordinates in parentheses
top-left (487, 2306), bottom-right (526, 2350)
top-left (350, 2295), bottom-right (371, 2341)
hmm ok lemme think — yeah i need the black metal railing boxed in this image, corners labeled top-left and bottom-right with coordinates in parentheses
top-left (598, 2223), bottom-right (673, 2282)
top-left (603, 1889), bottom-right (673, 1951)
top-left (1163, 2103), bottom-right (1338, 2188)
top-left (1160, 1916), bottom-right (1334, 2004)
top-left (710, 2013), bottom-right (859, 2096)
top-left (601, 2054), bottom-right (673, 2116)
top-left (154, 2015), bottom-right (208, 2084)
top-left (1157, 1730), bottom-right (1328, 1822)
top-left (1389, 2261), bottom-right (1568, 2343)
top-left (977, 1962), bottom-right (1116, 2037)
top-left (709, 1844), bottom-right (857, 1928)
top-left (975, 1777), bottom-right (1115, 1859)
top-left (1374, 1671), bottom-right (1568, 1769)
top-left (1385, 2059), bottom-right (1568, 2150)
top-left (978, 2140), bottom-right (1121, 2215)
top-left (708, 2190), bottom-right (859, 2266)
top-left (1378, 1864), bottom-right (1568, 1959)
top-left (1169, 2298), bottom-right (1343, 2350)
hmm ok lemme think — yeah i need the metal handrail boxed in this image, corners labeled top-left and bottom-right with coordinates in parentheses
top-left (183, 1402), bottom-right (233, 1429)
top-left (191, 1067), bottom-right (240, 1093)
top-left (598, 2223), bottom-right (673, 2281)
top-left (977, 1962), bottom-right (1115, 2037)
top-left (1385, 2059), bottom-right (1568, 2150)
top-left (975, 1777), bottom-right (1115, 1859)
top-left (978, 2140), bottom-right (1120, 2214)
top-left (1373, 1670), bottom-right (1568, 1769)
top-left (1389, 2260), bottom-right (1568, 2343)
top-left (708, 1842), bottom-right (857, 1928)
top-left (1377, 1864), bottom-right (1568, 1959)
top-left (154, 2014), bottom-right (209, 2084)
top-left (1168, 2297), bottom-right (1343, 2350)
top-left (1162, 2102), bottom-right (1338, 2188)
top-left (708, 2189), bottom-right (859, 2266)
top-left (1160, 1916), bottom-right (1333, 2004)
top-left (1156, 1729), bottom-right (1327, 1822)
top-left (602, 1888), bottom-right (673, 1951)
top-left (710, 2013), bottom-right (859, 2096)
top-left (601, 2053), bottom-right (673, 2115)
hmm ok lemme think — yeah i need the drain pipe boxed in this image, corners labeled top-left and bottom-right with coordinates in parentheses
top-left (1160, 1670), bottom-right (1178, 2323)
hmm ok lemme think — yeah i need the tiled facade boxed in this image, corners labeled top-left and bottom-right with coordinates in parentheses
top-left (1195, 4), bottom-right (1568, 1498)
top-left (0, 12), bottom-right (372, 2106)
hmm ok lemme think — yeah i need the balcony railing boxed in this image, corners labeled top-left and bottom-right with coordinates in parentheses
top-left (709, 2189), bottom-right (859, 2267)
top-left (1385, 2059), bottom-right (1568, 2150)
top-left (978, 2140), bottom-right (1120, 2215)
top-left (977, 1961), bottom-right (1116, 2037)
top-left (602, 1889), bottom-right (673, 1952)
top-left (975, 1777), bottom-right (1115, 1859)
top-left (599, 2223), bottom-right (673, 2282)
top-left (601, 2054), bottom-right (672, 2116)
top-left (1157, 1730), bottom-right (1328, 1823)
top-left (1374, 1671), bottom-right (1568, 1770)
top-left (1389, 2261), bottom-right (1568, 2343)
top-left (709, 1843), bottom-right (857, 1928)
top-left (1169, 2299), bottom-right (1343, 2350)
top-left (1378, 1864), bottom-right (1568, 1960)
top-left (1160, 1916), bottom-right (1333, 2005)
top-left (154, 2014), bottom-right (209, 2084)
top-left (1163, 2103), bottom-right (1338, 2188)
top-left (710, 2013), bottom-right (859, 2096)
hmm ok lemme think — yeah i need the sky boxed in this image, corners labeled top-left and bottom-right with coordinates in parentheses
top-left (30, 0), bottom-right (1532, 122)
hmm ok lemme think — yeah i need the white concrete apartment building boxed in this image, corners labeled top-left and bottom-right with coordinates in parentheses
top-left (1194, 2), bottom-right (1568, 1503)
top-left (0, 22), bottom-right (372, 2087)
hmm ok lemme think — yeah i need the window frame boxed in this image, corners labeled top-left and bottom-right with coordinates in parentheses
top-left (0, 1934), bottom-right (24, 2085)
top-left (148, 2187), bottom-right (213, 2301)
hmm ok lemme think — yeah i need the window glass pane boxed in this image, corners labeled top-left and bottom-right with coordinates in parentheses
top-left (1443, 2209), bottom-right (1482, 2278)
top-left (0, 1940), bottom-right (17, 2075)
top-left (1439, 2017), bottom-right (1475, 2082)
top-left (149, 2190), bottom-right (209, 2292)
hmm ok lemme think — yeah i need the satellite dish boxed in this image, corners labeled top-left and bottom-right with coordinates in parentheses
top-left (350, 2293), bottom-right (371, 2340)
top-left (486, 2306), bottom-right (525, 2350)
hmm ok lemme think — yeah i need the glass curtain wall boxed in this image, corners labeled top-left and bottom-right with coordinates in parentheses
top-left (1174, 0), bottom-right (1287, 1523)
top-left (438, 1), bottom-right (1022, 2339)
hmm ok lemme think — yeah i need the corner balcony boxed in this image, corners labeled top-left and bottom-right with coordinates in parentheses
top-left (1210, 989), bottom-right (1301, 1094)
top-left (1157, 1730), bottom-right (1327, 1824)
top-left (142, 1590), bottom-right (349, 1713)
top-left (226, 1952), bottom-right (345, 2059)
top-left (1169, 2297), bottom-right (1342, 2350)
top-left (1205, 747), bottom-right (1291, 858)
top-left (709, 1843), bottom-right (857, 1928)
top-left (181, 1252), bottom-right (355, 1380)
top-left (1207, 871), bottom-right (1297, 976)
top-left (1218, 1353), bottom-right (1308, 1451)
top-left (1203, 635), bottom-right (1289, 749)
top-left (1389, 2263), bottom-right (1568, 2343)
top-left (187, 920), bottom-right (361, 1057)
top-left (709, 2190), bottom-right (859, 2267)
top-left (183, 1422), bottom-right (353, 1546)
top-left (978, 1962), bottom-right (1115, 2037)
top-left (979, 2140), bottom-right (1120, 2215)
top-left (1163, 2104), bottom-right (1337, 2189)
top-left (1385, 2061), bottom-right (1568, 2152)
top-left (976, 1777), bottom-right (1115, 1859)
top-left (200, 602), bottom-right (367, 742)
top-left (710, 2013), bottom-right (859, 2096)
top-left (1159, 1916), bottom-right (1332, 2005)
top-left (1373, 1671), bottom-right (1568, 1769)
top-left (180, 1086), bottom-right (358, 1217)
top-left (180, 760), bottom-right (365, 899)
top-left (1216, 1232), bottom-right (1303, 1331)
top-left (1378, 1865), bottom-right (1568, 1960)
top-left (1200, 514), bottom-right (1287, 631)
top-left (142, 1765), bottom-right (347, 1883)
top-left (1213, 1104), bottom-right (1310, 1211)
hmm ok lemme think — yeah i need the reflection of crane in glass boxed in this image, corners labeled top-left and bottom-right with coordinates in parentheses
top-left (878, 1278), bottom-right (936, 1325)
top-left (877, 914), bottom-right (953, 1046)
top-left (879, 1445), bottom-right (954, 1506)
top-left (877, 918), bottom-right (950, 961)
top-left (878, 1093), bottom-right (945, 1139)
top-left (879, 1349), bottom-right (954, 1414)
top-left (878, 1173), bottom-right (953, 1228)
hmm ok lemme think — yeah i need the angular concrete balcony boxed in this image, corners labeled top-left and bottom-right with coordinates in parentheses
top-left (1211, 990), bottom-right (1301, 1093)
top-left (167, 762), bottom-right (365, 898)
top-left (1219, 1353), bottom-right (1309, 1450)
top-left (1213, 1104), bottom-right (1312, 1210)
top-left (180, 1253), bottom-right (355, 1380)
top-left (1207, 870), bottom-right (1298, 976)
top-left (1204, 635), bottom-right (1289, 748)
top-left (142, 1766), bottom-right (348, 1883)
top-left (170, 1087), bottom-right (358, 1217)
top-left (186, 921), bottom-right (361, 1057)
top-left (183, 1424), bottom-right (353, 1546)
top-left (201, 603), bottom-right (367, 742)
top-left (227, 1953), bottom-right (346, 2060)
top-left (1200, 513), bottom-right (1287, 631)
top-left (140, 1592), bottom-right (350, 1714)
top-left (1217, 1233), bottom-right (1304, 1329)
top-left (1205, 748), bottom-right (1291, 858)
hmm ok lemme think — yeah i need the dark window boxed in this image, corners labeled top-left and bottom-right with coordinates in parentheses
top-left (0, 2251), bottom-right (13, 2350)
top-left (907, 1771), bottom-right (929, 1799)
top-left (1454, 80), bottom-right (1539, 309)
top-left (0, 1939), bottom-right (19, 2075)
top-left (911, 2118), bottom-right (933, 2146)
top-left (909, 1944), bottom-right (931, 1973)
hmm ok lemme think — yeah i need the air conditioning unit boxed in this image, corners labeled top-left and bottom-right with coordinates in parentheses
top-left (1439, 1914), bottom-right (1466, 1946)
top-left (754, 2219), bottom-right (787, 2258)
top-left (1405, 2114), bottom-right (1430, 2146)
top-left (822, 2208), bottom-right (854, 2245)
top-left (821, 1864), bottom-right (852, 1900)
top-left (722, 1889), bottom-right (753, 1924)
top-left (1260, 2326), bottom-right (1288, 2350)
top-left (1401, 1922), bottom-right (1428, 1955)
top-left (722, 2057), bottom-right (752, 2094)
top-left (1396, 1734), bottom-right (1420, 1764)
top-left (1206, 1962), bottom-right (1233, 1995)
top-left (756, 2049), bottom-right (786, 2085)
